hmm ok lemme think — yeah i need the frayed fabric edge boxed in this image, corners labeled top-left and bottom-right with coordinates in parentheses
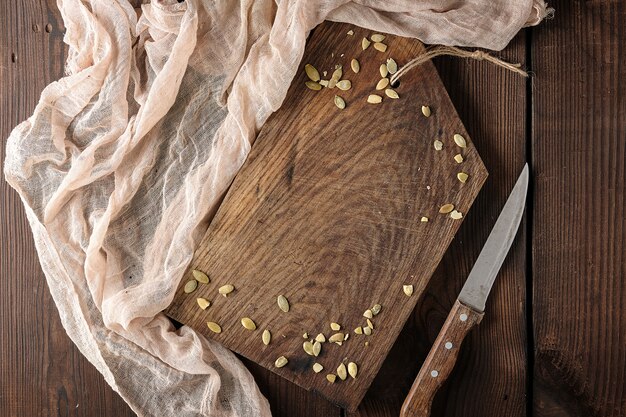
top-left (525, 0), bottom-right (555, 27)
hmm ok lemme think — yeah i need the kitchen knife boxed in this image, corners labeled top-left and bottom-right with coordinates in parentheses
top-left (400, 164), bottom-right (529, 417)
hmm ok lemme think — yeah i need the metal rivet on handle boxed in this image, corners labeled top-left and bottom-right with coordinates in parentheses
top-left (431, 370), bottom-right (439, 377)
top-left (459, 313), bottom-right (468, 322)
top-left (445, 342), bottom-right (453, 350)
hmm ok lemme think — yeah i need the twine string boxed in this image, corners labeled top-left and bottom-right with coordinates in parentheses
top-left (389, 45), bottom-right (528, 85)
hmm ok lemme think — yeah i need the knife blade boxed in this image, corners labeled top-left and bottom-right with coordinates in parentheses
top-left (400, 164), bottom-right (529, 417)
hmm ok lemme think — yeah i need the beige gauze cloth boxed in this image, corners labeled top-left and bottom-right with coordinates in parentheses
top-left (4, 0), bottom-right (548, 415)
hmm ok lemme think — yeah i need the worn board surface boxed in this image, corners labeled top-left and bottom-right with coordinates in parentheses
top-left (165, 22), bottom-right (488, 411)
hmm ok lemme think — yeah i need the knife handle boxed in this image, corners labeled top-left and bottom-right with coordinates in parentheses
top-left (400, 300), bottom-right (483, 417)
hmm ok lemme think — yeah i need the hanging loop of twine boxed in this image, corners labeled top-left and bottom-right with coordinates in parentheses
top-left (389, 45), bottom-right (528, 85)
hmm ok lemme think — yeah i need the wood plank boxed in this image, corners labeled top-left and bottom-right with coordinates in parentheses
top-left (531, 2), bottom-right (626, 416)
top-left (166, 21), bottom-right (488, 411)
top-left (350, 33), bottom-right (529, 417)
top-left (243, 358), bottom-right (341, 417)
top-left (0, 1), bottom-right (135, 416)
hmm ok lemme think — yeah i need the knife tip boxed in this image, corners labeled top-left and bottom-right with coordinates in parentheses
top-left (519, 163), bottom-right (529, 190)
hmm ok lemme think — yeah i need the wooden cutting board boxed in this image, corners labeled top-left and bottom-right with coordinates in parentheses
top-left (165, 22), bottom-right (487, 411)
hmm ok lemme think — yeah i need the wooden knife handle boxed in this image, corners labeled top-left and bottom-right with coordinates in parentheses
top-left (400, 300), bottom-right (484, 417)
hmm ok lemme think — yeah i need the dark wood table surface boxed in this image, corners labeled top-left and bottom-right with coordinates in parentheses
top-left (1, 1), bottom-right (624, 416)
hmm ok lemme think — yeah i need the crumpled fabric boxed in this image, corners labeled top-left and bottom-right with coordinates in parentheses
top-left (4, 1), bottom-right (548, 415)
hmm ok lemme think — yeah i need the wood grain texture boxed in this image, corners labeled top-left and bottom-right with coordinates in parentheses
top-left (0, 1), bottom-right (135, 416)
top-left (400, 300), bottom-right (483, 417)
top-left (165, 22), bottom-right (488, 411)
top-left (350, 33), bottom-right (529, 417)
top-left (532, 2), bottom-right (626, 416)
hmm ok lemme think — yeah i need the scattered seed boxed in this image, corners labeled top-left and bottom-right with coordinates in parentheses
top-left (403, 284), bottom-right (414, 296)
top-left (184, 280), bottom-right (198, 293)
top-left (305, 81), bottom-right (322, 91)
top-left (363, 309), bottom-right (373, 319)
top-left (371, 304), bottom-right (382, 315)
top-left (379, 64), bottom-right (388, 78)
top-left (262, 329), bottom-right (271, 345)
top-left (335, 341), bottom-right (343, 346)
top-left (434, 140), bottom-right (443, 151)
top-left (197, 298), bottom-right (211, 310)
top-left (305, 64), bottom-right (320, 82)
top-left (313, 341), bottom-right (322, 356)
top-left (334, 95), bottom-right (346, 109)
top-left (326, 374), bottom-right (336, 383)
top-left (454, 154), bottom-right (464, 163)
top-left (330, 322), bottom-right (341, 331)
top-left (421, 216), bottom-right (429, 222)
top-left (319, 79), bottom-right (329, 87)
top-left (302, 332), bottom-right (308, 339)
top-left (367, 319), bottom-right (374, 330)
top-left (362, 37), bottom-right (371, 50)
top-left (365, 341), bottom-right (370, 346)
top-left (371, 33), bottom-right (385, 42)
top-left (313, 363), bottom-right (324, 373)
top-left (336, 80), bottom-right (351, 91)
top-left (241, 317), bottom-right (256, 330)
top-left (192, 270), bottom-right (210, 284)
top-left (376, 78), bottom-right (390, 90)
top-left (367, 94), bottom-right (382, 104)
top-left (386, 58), bottom-right (398, 74)
top-left (277, 295), bottom-right (290, 312)
top-left (454, 133), bottom-right (467, 148)
top-left (385, 88), bottom-right (399, 99)
top-left (328, 66), bottom-right (343, 89)
top-left (457, 172), bottom-right (469, 183)
top-left (348, 362), bottom-right (358, 379)
top-left (344, 333), bottom-right (349, 341)
top-left (347, 30), bottom-right (354, 36)
top-left (374, 42), bottom-right (388, 52)
top-left (337, 363), bottom-right (348, 380)
top-left (439, 204), bottom-right (454, 214)
top-left (329, 333), bottom-right (344, 343)
top-left (207, 321), bottom-right (222, 333)
top-left (421, 106), bottom-right (431, 117)
top-left (218, 284), bottom-right (234, 296)
top-left (354, 326), bottom-right (363, 334)
top-left (350, 58), bottom-right (360, 73)
top-left (303, 341), bottom-right (315, 356)
top-left (315, 333), bottom-right (326, 343)
top-left (275, 356), bottom-right (288, 368)
top-left (450, 210), bottom-right (463, 220)
top-left (363, 326), bottom-right (372, 336)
